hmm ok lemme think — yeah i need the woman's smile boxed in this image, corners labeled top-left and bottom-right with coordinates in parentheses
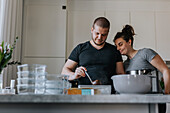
top-left (115, 38), bottom-right (129, 55)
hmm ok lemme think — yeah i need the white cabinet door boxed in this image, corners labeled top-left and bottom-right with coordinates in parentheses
top-left (131, 11), bottom-right (156, 51)
top-left (105, 11), bottom-right (130, 45)
top-left (67, 11), bottom-right (104, 58)
top-left (23, 58), bottom-right (65, 74)
top-left (23, 0), bottom-right (66, 57)
top-left (22, 0), bottom-right (66, 74)
top-left (156, 12), bottom-right (170, 60)
top-left (167, 103), bottom-right (170, 113)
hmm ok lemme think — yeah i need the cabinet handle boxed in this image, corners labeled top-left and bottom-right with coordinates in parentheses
top-left (62, 6), bottom-right (66, 10)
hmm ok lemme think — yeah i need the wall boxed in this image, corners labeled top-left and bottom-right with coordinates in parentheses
top-left (67, 1), bottom-right (170, 112)
top-left (22, 0), bottom-right (67, 74)
top-left (67, 0), bottom-right (170, 61)
top-left (22, 0), bottom-right (170, 72)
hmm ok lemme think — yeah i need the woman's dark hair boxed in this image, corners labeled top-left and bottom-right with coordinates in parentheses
top-left (113, 25), bottom-right (135, 46)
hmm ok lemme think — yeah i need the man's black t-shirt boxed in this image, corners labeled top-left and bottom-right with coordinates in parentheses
top-left (69, 41), bottom-right (122, 85)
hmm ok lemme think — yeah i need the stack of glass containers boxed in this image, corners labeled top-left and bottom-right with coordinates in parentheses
top-left (45, 74), bottom-right (71, 95)
top-left (17, 64), bottom-right (46, 94)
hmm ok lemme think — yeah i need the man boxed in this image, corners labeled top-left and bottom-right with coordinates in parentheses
top-left (61, 17), bottom-right (124, 92)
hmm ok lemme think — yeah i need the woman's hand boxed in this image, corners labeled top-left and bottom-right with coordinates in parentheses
top-left (150, 55), bottom-right (170, 94)
top-left (164, 83), bottom-right (170, 94)
top-left (163, 74), bottom-right (170, 94)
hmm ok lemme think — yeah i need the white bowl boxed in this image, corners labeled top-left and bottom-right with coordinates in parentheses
top-left (111, 74), bottom-right (151, 94)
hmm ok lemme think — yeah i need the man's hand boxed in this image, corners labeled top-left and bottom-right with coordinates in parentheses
top-left (73, 66), bottom-right (87, 79)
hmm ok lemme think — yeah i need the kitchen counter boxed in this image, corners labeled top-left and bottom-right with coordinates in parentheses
top-left (0, 94), bottom-right (169, 103)
top-left (0, 94), bottom-right (169, 113)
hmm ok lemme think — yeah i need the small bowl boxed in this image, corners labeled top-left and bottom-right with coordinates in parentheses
top-left (111, 74), bottom-right (151, 94)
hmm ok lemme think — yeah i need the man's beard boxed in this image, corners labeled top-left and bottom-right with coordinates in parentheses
top-left (92, 38), bottom-right (105, 46)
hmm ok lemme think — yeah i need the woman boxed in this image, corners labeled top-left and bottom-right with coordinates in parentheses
top-left (113, 25), bottom-right (170, 94)
top-left (113, 25), bottom-right (170, 113)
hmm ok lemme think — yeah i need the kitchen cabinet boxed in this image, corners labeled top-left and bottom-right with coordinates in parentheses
top-left (167, 103), bottom-right (170, 113)
top-left (22, 0), bottom-right (66, 73)
top-left (105, 11), bottom-right (129, 44)
top-left (21, 0), bottom-right (170, 73)
top-left (130, 11), bottom-right (156, 51)
top-left (155, 12), bottom-right (170, 61)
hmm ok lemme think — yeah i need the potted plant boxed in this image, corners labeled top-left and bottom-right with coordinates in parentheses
top-left (0, 37), bottom-right (21, 88)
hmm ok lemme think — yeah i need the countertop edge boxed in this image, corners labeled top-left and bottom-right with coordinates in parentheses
top-left (0, 94), bottom-right (169, 104)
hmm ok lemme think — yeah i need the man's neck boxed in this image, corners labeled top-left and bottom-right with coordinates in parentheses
top-left (90, 40), bottom-right (105, 50)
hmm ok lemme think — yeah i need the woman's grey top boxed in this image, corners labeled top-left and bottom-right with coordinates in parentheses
top-left (124, 48), bottom-right (158, 72)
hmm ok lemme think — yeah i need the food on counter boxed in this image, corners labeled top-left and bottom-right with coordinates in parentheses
top-left (67, 88), bottom-right (81, 95)
top-left (67, 88), bottom-right (100, 95)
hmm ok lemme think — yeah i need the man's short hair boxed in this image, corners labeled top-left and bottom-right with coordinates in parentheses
top-left (93, 17), bottom-right (110, 29)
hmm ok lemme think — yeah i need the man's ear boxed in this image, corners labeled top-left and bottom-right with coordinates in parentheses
top-left (91, 27), bottom-right (94, 33)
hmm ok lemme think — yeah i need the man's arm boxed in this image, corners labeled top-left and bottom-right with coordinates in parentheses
top-left (61, 59), bottom-right (86, 81)
top-left (116, 62), bottom-right (125, 75)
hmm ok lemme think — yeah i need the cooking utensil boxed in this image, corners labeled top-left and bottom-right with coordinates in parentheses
top-left (82, 68), bottom-right (101, 85)
top-left (84, 71), bottom-right (93, 84)
top-left (92, 80), bottom-right (101, 85)
top-left (84, 71), bottom-right (101, 85)
top-left (111, 74), bottom-right (151, 94)
top-left (127, 69), bottom-right (161, 93)
top-left (127, 69), bottom-right (152, 75)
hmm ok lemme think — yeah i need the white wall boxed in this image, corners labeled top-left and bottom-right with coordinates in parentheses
top-left (67, 0), bottom-right (170, 61)
top-left (67, 1), bottom-right (170, 112)
top-left (22, 0), bottom-right (67, 74)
